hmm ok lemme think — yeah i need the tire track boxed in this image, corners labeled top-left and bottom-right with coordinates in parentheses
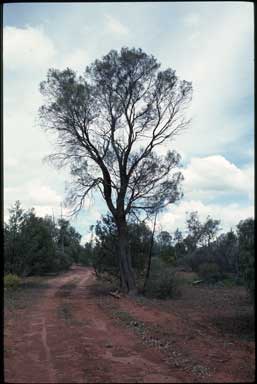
top-left (41, 317), bottom-right (56, 383)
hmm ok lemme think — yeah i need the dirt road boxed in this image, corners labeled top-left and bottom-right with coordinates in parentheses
top-left (4, 266), bottom-right (255, 383)
top-left (5, 266), bottom-right (187, 383)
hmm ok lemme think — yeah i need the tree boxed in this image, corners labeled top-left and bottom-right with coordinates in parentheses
top-left (213, 230), bottom-right (239, 275)
top-left (21, 211), bottom-right (59, 275)
top-left (201, 216), bottom-right (221, 247)
top-left (184, 211), bottom-right (202, 252)
top-left (156, 230), bottom-right (176, 265)
top-left (173, 228), bottom-right (186, 261)
top-left (57, 218), bottom-right (82, 263)
top-left (237, 218), bottom-right (255, 298)
top-left (4, 201), bottom-right (25, 274)
top-left (185, 211), bottom-right (220, 251)
top-left (4, 201), bottom-right (85, 276)
top-left (92, 213), bottom-right (152, 285)
top-left (157, 230), bottom-right (172, 247)
top-left (39, 47), bottom-right (192, 293)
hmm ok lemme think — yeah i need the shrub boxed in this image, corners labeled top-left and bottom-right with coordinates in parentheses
top-left (237, 218), bottom-right (255, 301)
top-left (198, 262), bottom-right (221, 282)
top-left (4, 274), bottom-right (22, 289)
top-left (145, 266), bottom-right (180, 299)
top-left (240, 249), bottom-right (255, 299)
top-left (160, 247), bottom-right (176, 265)
top-left (185, 247), bottom-right (213, 272)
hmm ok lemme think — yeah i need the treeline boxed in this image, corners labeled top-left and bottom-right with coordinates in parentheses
top-left (84, 211), bottom-right (254, 298)
top-left (4, 201), bottom-right (254, 300)
top-left (4, 201), bottom-right (87, 276)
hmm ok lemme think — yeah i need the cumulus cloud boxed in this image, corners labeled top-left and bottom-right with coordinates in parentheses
top-left (158, 199), bottom-right (254, 236)
top-left (105, 14), bottom-right (129, 36)
top-left (59, 48), bottom-right (88, 72)
top-left (3, 4), bottom-right (254, 239)
top-left (3, 25), bottom-right (56, 72)
top-left (183, 12), bottom-right (200, 28)
top-left (27, 182), bottom-right (62, 205)
top-left (4, 181), bottom-right (62, 212)
top-left (171, 5), bottom-right (254, 160)
top-left (155, 153), bottom-right (254, 236)
top-left (182, 155), bottom-right (254, 200)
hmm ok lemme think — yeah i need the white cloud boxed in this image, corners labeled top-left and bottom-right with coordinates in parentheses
top-left (4, 181), bottom-right (63, 220)
top-left (105, 14), bottom-right (129, 36)
top-left (182, 155), bottom-right (254, 200)
top-left (59, 48), bottom-right (88, 72)
top-left (3, 4), bottom-right (253, 240)
top-left (27, 182), bottom-right (62, 205)
top-left (158, 199), bottom-right (254, 236)
top-left (3, 25), bottom-right (56, 72)
top-left (81, 232), bottom-right (97, 246)
top-left (183, 13), bottom-right (200, 28)
top-left (166, 5), bottom-right (254, 160)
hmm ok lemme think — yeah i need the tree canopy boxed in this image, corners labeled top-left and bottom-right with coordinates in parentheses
top-left (39, 47), bottom-right (193, 293)
top-left (39, 47), bottom-right (192, 219)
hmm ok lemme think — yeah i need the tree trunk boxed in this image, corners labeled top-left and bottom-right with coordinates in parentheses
top-left (117, 221), bottom-right (137, 295)
top-left (143, 211), bottom-right (157, 293)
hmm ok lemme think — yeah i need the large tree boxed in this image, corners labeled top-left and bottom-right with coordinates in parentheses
top-left (39, 47), bottom-right (192, 293)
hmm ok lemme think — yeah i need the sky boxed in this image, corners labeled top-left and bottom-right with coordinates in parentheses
top-left (3, 2), bottom-right (254, 243)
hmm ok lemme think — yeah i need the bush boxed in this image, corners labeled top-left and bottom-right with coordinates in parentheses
top-left (198, 262), bottom-right (221, 282)
top-left (145, 266), bottom-right (180, 299)
top-left (4, 274), bottom-right (22, 289)
top-left (237, 218), bottom-right (254, 301)
top-left (185, 247), bottom-right (213, 272)
top-left (240, 249), bottom-right (255, 299)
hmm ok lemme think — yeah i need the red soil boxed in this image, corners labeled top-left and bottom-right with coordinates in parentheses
top-left (4, 266), bottom-right (255, 383)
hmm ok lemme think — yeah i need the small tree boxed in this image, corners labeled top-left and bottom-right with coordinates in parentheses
top-left (92, 213), bottom-right (152, 284)
top-left (212, 230), bottom-right (239, 275)
top-left (157, 230), bottom-right (176, 265)
top-left (237, 218), bottom-right (255, 299)
top-left (184, 211), bottom-right (220, 251)
top-left (39, 47), bottom-right (192, 293)
top-left (4, 201), bottom-right (25, 274)
top-left (4, 202), bottom-right (85, 276)
top-left (173, 228), bottom-right (186, 262)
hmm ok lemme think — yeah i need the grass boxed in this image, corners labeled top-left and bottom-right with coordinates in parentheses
top-left (4, 276), bottom-right (50, 312)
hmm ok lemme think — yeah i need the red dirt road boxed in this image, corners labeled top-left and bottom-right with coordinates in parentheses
top-left (4, 266), bottom-right (255, 383)
top-left (5, 267), bottom-right (186, 383)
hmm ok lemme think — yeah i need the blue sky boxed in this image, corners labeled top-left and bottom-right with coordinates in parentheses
top-left (4, 2), bottom-right (254, 242)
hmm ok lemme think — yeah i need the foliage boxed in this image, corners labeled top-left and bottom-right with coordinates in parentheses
top-left (90, 214), bottom-right (152, 278)
top-left (4, 274), bottom-right (22, 289)
top-left (4, 201), bottom-right (86, 276)
top-left (211, 230), bottom-right (239, 276)
top-left (184, 211), bottom-right (221, 251)
top-left (184, 247), bottom-right (212, 272)
top-left (39, 47), bottom-right (192, 292)
top-left (156, 231), bottom-right (176, 265)
top-left (237, 218), bottom-right (255, 299)
top-left (145, 263), bottom-right (180, 299)
top-left (198, 262), bottom-right (222, 283)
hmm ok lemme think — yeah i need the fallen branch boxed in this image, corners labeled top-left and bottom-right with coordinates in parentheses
top-left (109, 291), bottom-right (121, 299)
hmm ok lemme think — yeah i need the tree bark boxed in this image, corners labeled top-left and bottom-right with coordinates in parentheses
top-left (116, 220), bottom-right (137, 295)
top-left (143, 211), bottom-right (157, 293)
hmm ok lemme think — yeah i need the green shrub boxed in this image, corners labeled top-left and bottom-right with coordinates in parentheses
top-left (4, 274), bottom-right (22, 289)
top-left (145, 267), bottom-right (180, 299)
top-left (237, 218), bottom-right (254, 301)
top-left (198, 262), bottom-right (221, 282)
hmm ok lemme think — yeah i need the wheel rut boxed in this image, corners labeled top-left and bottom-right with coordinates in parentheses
top-left (5, 266), bottom-right (186, 383)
